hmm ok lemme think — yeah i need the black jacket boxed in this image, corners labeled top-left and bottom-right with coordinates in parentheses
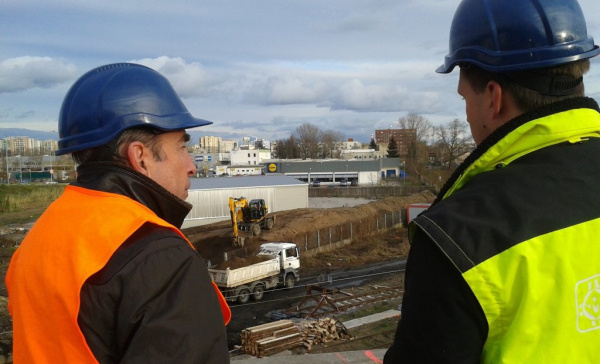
top-left (75, 162), bottom-right (230, 363)
top-left (385, 97), bottom-right (600, 363)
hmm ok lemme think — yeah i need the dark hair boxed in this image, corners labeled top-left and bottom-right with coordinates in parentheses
top-left (72, 127), bottom-right (164, 165)
top-left (461, 60), bottom-right (590, 112)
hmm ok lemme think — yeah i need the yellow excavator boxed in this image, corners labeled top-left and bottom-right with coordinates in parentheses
top-left (229, 197), bottom-right (275, 247)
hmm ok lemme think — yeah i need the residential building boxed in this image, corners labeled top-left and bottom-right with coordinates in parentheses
top-left (199, 136), bottom-right (222, 153)
top-left (220, 139), bottom-right (237, 153)
top-left (230, 148), bottom-right (272, 166)
top-left (374, 128), bottom-right (416, 156)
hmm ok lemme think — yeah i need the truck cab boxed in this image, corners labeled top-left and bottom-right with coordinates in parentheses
top-left (258, 242), bottom-right (300, 288)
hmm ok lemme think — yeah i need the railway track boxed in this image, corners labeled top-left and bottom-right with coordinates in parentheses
top-left (286, 283), bottom-right (404, 319)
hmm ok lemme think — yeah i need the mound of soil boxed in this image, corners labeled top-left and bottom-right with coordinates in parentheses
top-left (211, 255), bottom-right (274, 270)
top-left (185, 191), bottom-right (435, 265)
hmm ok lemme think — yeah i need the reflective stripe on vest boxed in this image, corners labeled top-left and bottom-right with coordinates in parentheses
top-left (464, 219), bottom-right (600, 363)
top-left (411, 107), bottom-right (600, 363)
top-left (6, 185), bottom-right (230, 363)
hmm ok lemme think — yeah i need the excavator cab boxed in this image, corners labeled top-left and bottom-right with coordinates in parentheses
top-left (248, 199), bottom-right (266, 220)
top-left (229, 197), bottom-right (275, 247)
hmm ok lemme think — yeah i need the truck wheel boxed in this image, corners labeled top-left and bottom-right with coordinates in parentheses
top-left (252, 223), bottom-right (261, 236)
top-left (252, 285), bottom-right (265, 301)
top-left (265, 218), bottom-right (274, 230)
top-left (285, 274), bottom-right (295, 289)
top-left (237, 287), bottom-right (250, 304)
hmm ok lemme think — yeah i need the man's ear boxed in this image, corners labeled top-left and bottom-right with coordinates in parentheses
top-left (487, 80), bottom-right (503, 119)
top-left (126, 141), bottom-right (150, 176)
top-left (487, 80), bottom-right (521, 125)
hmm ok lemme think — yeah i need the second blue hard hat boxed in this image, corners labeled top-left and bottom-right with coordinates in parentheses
top-left (56, 63), bottom-right (212, 155)
top-left (437, 0), bottom-right (600, 73)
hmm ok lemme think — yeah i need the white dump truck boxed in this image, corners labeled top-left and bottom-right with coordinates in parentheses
top-left (208, 242), bottom-right (301, 304)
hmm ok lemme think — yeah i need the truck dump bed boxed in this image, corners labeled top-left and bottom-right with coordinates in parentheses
top-left (208, 258), bottom-right (280, 288)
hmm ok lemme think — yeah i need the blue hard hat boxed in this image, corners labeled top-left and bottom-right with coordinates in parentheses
top-left (437, 0), bottom-right (600, 74)
top-left (56, 63), bottom-right (212, 155)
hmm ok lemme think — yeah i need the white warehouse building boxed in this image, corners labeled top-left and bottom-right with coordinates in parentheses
top-left (182, 175), bottom-right (308, 229)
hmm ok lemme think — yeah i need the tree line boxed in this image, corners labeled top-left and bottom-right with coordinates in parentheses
top-left (395, 114), bottom-right (472, 178)
top-left (274, 123), bottom-right (345, 159)
top-left (273, 115), bottom-right (473, 174)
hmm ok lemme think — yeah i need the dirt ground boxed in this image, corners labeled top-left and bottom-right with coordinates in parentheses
top-left (187, 190), bottom-right (435, 267)
top-left (0, 190), bottom-right (436, 360)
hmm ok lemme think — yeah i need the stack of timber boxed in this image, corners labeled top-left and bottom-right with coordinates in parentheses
top-left (241, 320), bottom-right (303, 357)
top-left (300, 317), bottom-right (352, 351)
top-left (241, 318), bottom-right (353, 357)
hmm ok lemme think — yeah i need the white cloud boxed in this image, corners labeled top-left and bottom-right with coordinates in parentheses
top-left (131, 57), bottom-right (214, 98)
top-left (126, 56), bottom-right (447, 117)
top-left (3, 0), bottom-right (600, 142)
top-left (0, 57), bottom-right (77, 94)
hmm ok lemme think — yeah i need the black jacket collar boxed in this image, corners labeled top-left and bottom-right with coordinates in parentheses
top-left (72, 162), bottom-right (192, 228)
top-left (434, 97), bottom-right (600, 205)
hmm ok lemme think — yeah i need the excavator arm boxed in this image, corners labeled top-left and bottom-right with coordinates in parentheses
top-left (228, 196), bottom-right (274, 247)
top-left (229, 197), bottom-right (248, 247)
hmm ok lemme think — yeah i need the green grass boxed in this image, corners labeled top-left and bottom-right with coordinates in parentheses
top-left (0, 184), bottom-right (64, 222)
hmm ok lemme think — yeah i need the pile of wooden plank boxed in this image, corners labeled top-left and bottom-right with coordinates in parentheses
top-left (300, 317), bottom-right (352, 351)
top-left (241, 318), bottom-right (353, 357)
top-left (241, 320), bottom-right (303, 357)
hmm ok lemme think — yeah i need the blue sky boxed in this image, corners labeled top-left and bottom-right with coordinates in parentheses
top-left (2, 0), bottom-right (600, 143)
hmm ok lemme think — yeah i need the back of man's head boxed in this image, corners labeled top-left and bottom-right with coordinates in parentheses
top-left (438, 0), bottom-right (599, 110)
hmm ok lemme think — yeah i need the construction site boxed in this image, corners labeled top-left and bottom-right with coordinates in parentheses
top-left (185, 190), bottom-right (435, 359)
top-left (0, 188), bottom-right (436, 362)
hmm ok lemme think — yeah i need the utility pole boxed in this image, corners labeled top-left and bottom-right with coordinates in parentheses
top-left (5, 145), bottom-right (8, 184)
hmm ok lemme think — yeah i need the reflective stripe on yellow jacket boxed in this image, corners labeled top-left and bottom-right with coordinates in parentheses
top-left (411, 102), bottom-right (600, 363)
top-left (6, 185), bottom-right (231, 363)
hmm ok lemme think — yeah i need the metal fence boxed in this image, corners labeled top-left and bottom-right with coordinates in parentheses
top-left (222, 210), bottom-right (405, 263)
top-left (292, 210), bottom-right (404, 254)
top-left (308, 185), bottom-right (435, 199)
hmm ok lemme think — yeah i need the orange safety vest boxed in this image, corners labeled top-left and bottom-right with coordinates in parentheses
top-left (6, 185), bottom-right (231, 363)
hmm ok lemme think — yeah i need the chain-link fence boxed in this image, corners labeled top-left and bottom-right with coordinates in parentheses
top-left (291, 210), bottom-right (404, 254)
top-left (309, 185), bottom-right (435, 199)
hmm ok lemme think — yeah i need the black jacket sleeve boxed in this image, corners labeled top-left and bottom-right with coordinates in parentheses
top-left (384, 229), bottom-right (488, 364)
top-left (78, 224), bottom-right (230, 364)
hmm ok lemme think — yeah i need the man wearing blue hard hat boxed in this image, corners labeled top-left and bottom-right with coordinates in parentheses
top-left (385, 0), bottom-right (600, 362)
top-left (6, 63), bottom-right (232, 363)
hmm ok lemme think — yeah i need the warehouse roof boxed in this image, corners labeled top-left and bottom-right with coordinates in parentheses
top-left (189, 175), bottom-right (306, 190)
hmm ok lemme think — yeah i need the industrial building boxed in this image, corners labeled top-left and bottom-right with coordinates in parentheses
top-left (183, 175), bottom-right (308, 229)
top-left (263, 158), bottom-right (404, 186)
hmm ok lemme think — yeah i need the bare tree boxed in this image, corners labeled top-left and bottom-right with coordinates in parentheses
top-left (276, 124), bottom-right (344, 160)
top-left (293, 123), bottom-right (321, 159)
top-left (435, 119), bottom-right (471, 168)
top-left (274, 136), bottom-right (301, 159)
top-left (398, 113), bottom-right (433, 145)
top-left (319, 129), bottom-right (345, 158)
top-left (398, 113), bottom-right (433, 176)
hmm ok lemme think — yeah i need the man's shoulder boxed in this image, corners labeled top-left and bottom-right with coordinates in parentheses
top-left (86, 223), bottom-right (194, 285)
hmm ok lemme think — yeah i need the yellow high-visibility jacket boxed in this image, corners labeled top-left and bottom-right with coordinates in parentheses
top-left (409, 98), bottom-right (600, 363)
